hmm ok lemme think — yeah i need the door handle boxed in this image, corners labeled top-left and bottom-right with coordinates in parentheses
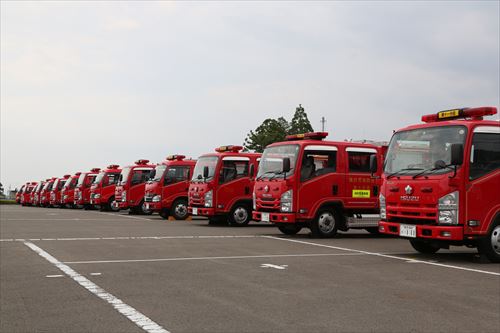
top-left (245, 186), bottom-right (250, 195)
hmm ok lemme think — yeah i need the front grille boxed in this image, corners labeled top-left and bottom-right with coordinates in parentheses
top-left (144, 194), bottom-right (153, 202)
top-left (387, 202), bottom-right (437, 225)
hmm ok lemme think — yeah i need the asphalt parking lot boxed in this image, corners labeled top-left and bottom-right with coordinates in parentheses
top-left (1, 205), bottom-right (499, 333)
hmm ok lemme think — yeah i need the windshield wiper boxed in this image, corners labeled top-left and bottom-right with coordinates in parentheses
top-left (268, 171), bottom-right (286, 181)
top-left (257, 171), bottom-right (278, 181)
top-left (386, 168), bottom-right (424, 179)
top-left (412, 163), bottom-right (452, 179)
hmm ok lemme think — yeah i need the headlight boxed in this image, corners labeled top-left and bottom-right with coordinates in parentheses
top-left (204, 190), bottom-right (213, 208)
top-left (280, 190), bottom-right (293, 213)
top-left (152, 195), bottom-right (161, 203)
top-left (379, 194), bottom-right (386, 219)
top-left (252, 191), bottom-right (256, 210)
top-left (64, 195), bottom-right (68, 200)
top-left (94, 194), bottom-right (101, 199)
top-left (438, 191), bottom-right (459, 225)
top-left (122, 191), bottom-right (127, 202)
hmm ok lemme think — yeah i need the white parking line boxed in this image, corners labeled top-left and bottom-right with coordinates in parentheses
top-left (24, 242), bottom-right (169, 333)
top-left (264, 236), bottom-right (500, 277)
top-left (64, 252), bottom-right (365, 264)
top-left (46, 274), bottom-right (64, 278)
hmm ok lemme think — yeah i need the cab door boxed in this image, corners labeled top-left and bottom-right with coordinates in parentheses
top-left (162, 165), bottom-right (191, 208)
top-left (297, 145), bottom-right (342, 219)
top-left (216, 157), bottom-right (251, 212)
top-left (344, 147), bottom-right (379, 209)
top-left (129, 168), bottom-right (152, 206)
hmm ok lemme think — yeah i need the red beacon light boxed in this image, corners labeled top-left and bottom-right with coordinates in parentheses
top-left (422, 107), bottom-right (497, 123)
top-left (166, 155), bottom-right (186, 161)
top-left (107, 164), bottom-right (120, 169)
top-left (75, 172), bottom-right (82, 176)
top-left (63, 174), bottom-right (71, 179)
top-left (135, 159), bottom-right (150, 165)
top-left (286, 132), bottom-right (328, 141)
top-left (215, 145), bottom-right (243, 153)
top-left (90, 168), bottom-right (101, 173)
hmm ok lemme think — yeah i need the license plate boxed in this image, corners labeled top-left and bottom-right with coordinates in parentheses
top-left (192, 208), bottom-right (198, 215)
top-left (261, 212), bottom-right (270, 222)
top-left (399, 224), bottom-right (416, 238)
top-left (145, 203), bottom-right (150, 210)
top-left (90, 199), bottom-right (93, 204)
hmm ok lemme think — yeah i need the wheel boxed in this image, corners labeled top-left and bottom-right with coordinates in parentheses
top-left (109, 198), bottom-right (119, 212)
top-left (229, 204), bottom-right (251, 227)
top-left (141, 201), bottom-right (153, 215)
top-left (365, 227), bottom-right (379, 235)
top-left (171, 199), bottom-right (189, 220)
top-left (478, 221), bottom-right (500, 263)
top-left (159, 209), bottom-right (169, 219)
top-left (278, 225), bottom-right (302, 235)
top-left (311, 209), bottom-right (339, 238)
top-left (409, 239), bottom-right (440, 254)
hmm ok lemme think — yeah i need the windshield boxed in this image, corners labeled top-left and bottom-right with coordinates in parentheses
top-left (43, 181), bottom-right (53, 191)
top-left (152, 165), bottom-right (167, 182)
top-left (77, 173), bottom-right (86, 186)
top-left (52, 179), bottom-right (59, 190)
top-left (384, 126), bottom-right (467, 175)
top-left (191, 156), bottom-right (219, 182)
top-left (93, 172), bottom-right (105, 185)
top-left (119, 167), bottom-right (132, 185)
top-left (63, 178), bottom-right (74, 189)
top-left (257, 144), bottom-right (300, 179)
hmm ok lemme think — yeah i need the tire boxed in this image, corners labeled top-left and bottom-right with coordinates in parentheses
top-left (159, 209), bottom-right (169, 219)
top-left (365, 227), bottom-right (379, 235)
top-left (171, 199), bottom-right (189, 220)
top-left (229, 204), bottom-right (251, 227)
top-left (409, 239), bottom-right (440, 254)
top-left (141, 201), bottom-right (153, 215)
top-left (311, 208), bottom-right (339, 238)
top-left (477, 220), bottom-right (500, 263)
top-left (278, 225), bottom-right (302, 235)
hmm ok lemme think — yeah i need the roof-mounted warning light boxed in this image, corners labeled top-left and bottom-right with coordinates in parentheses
top-left (135, 159), bottom-right (150, 165)
top-left (286, 132), bottom-right (328, 141)
top-left (422, 107), bottom-right (497, 123)
top-left (166, 155), bottom-right (186, 161)
top-left (90, 168), bottom-right (101, 173)
top-left (215, 145), bottom-right (243, 153)
top-left (107, 164), bottom-right (120, 169)
top-left (75, 172), bottom-right (82, 176)
top-left (63, 174), bottom-right (71, 179)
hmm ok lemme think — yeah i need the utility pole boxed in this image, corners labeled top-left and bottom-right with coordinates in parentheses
top-left (321, 117), bottom-right (326, 132)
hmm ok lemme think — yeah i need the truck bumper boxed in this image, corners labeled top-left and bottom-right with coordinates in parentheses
top-left (144, 201), bottom-right (161, 212)
top-left (252, 211), bottom-right (296, 223)
top-left (189, 207), bottom-right (215, 217)
top-left (116, 201), bottom-right (128, 210)
top-left (379, 221), bottom-right (464, 241)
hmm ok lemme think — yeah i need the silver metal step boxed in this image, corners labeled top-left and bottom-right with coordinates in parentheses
top-left (346, 214), bottom-right (380, 228)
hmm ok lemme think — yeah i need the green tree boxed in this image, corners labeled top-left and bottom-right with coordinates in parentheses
top-left (289, 104), bottom-right (314, 135)
top-left (244, 104), bottom-right (314, 152)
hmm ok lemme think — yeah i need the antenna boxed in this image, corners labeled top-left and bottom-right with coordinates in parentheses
top-left (320, 117), bottom-right (326, 132)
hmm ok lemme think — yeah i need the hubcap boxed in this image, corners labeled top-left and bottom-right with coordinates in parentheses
top-left (318, 212), bottom-right (335, 234)
top-left (491, 225), bottom-right (500, 255)
top-left (175, 203), bottom-right (187, 218)
top-left (233, 207), bottom-right (248, 224)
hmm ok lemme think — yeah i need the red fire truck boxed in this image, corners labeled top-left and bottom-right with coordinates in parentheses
top-left (188, 146), bottom-right (261, 226)
top-left (20, 182), bottom-right (36, 206)
top-left (378, 107), bottom-right (500, 262)
top-left (252, 132), bottom-right (387, 237)
top-left (61, 172), bottom-right (80, 208)
top-left (32, 181), bottom-right (46, 206)
top-left (40, 178), bottom-right (56, 207)
top-left (16, 184), bottom-right (25, 204)
top-left (49, 175), bottom-right (70, 207)
top-left (144, 155), bottom-right (196, 220)
top-left (90, 165), bottom-right (122, 211)
top-left (74, 168), bottom-right (100, 209)
top-left (114, 160), bottom-right (155, 214)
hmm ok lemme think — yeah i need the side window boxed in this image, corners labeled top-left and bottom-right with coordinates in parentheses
top-left (131, 171), bottom-right (142, 185)
top-left (301, 150), bottom-right (337, 182)
top-left (108, 173), bottom-right (119, 186)
top-left (164, 166), bottom-right (190, 185)
top-left (219, 160), bottom-right (249, 184)
top-left (470, 133), bottom-right (500, 180)
top-left (348, 151), bottom-right (375, 173)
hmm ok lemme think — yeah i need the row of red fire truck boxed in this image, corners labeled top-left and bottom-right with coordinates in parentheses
top-left (15, 106), bottom-right (499, 262)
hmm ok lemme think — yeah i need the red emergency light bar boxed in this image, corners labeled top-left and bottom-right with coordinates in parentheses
top-left (286, 132), bottom-right (328, 141)
top-left (135, 159), bottom-right (150, 165)
top-left (215, 145), bottom-right (243, 153)
top-left (90, 168), bottom-right (101, 173)
top-left (107, 164), bottom-right (120, 169)
top-left (63, 175), bottom-right (71, 179)
top-left (166, 155), bottom-right (185, 161)
top-left (422, 106), bottom-right (497, 123)
top-left (75, 172), bottom-right (82, 176)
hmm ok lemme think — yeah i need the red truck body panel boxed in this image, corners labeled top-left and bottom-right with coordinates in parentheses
top-left (49, 175), bottom-right (70, 207)
top-left (90, 165), bottom-right (122, 209)
top-left (61, 173), bottom-right (80, 207)
top-left (74, 169), bottom-right (100, 208)
top-left (40, 179), bottom-right (56, 207)
top-left (114, 160), bottom-right (155, 211)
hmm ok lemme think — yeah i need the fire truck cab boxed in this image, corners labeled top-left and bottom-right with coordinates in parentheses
top-left (378, 107), bottom-right (500, 262)
top-left (90, 165), bottom-right (122, 211)
top-left (21, 182), bottom-right (36, 206)
top-left (16, 184), bottom-right (25, 204)
top-left (144, 155), bottom-right (196, 220)
top-left (32, 181), bottom-right (46, 206)
top-left (252, 132), bottom-right (387, 237)
top-left (188, 146), bottom-right (261, 226)
top-left (61, 173), bottom-right (80, 208)
top-left (74, 168), bottom-right (100, 209)
top-left (50, 175), bottom-right (70, 207)
top-left (40, 178), bottom-right (56, 207)
top-left (114, 160), bottom-right (155, 214)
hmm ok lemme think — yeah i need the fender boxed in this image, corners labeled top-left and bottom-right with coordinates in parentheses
top-left (309, 199), bottom-right (346, 221)
top-left (229, 199), bottom-right (253, 213)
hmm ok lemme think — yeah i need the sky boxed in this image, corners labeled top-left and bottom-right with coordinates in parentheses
top-left (1, 1), bottom-right (499, 190)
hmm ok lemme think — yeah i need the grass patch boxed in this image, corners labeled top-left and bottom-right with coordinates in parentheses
top-left (0, 200), bottom-right (17, 205)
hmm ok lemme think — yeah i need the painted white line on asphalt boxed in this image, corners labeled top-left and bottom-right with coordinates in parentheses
top-left (90, 273), bottom-right (102, 276)
top-left (5, 218), bottom-right (128, 221)
top-left (46, 274), bottom-right (64, 278)
top-left (64, 252), bottom-right (365, 264)
top-left (0, 239), bottom-right (14, 242)
top-left (0, 235), bottom-right (261, 242)
top-left (98, 212), bottom-right (153, 221)
top-left (264, 236), bottom-right (500, 277)
top-left (261, 264), bottom-right (288, 270)
top-left (24, 242), bottom-right (169, 333)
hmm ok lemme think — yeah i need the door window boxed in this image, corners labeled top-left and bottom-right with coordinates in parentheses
top-left (219, 160), bottom-right (249, 184)
top-left (164, 166), bottom-right (191, 185)
top-left (348, 151), bottom-right (376, 173)
top-left (470, 132), bottom-right (500, 180)
top-left (300, 149), bottom-right (337, 182)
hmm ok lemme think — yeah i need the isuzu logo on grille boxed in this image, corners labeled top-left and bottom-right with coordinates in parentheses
top-left (405, 185), bottom-right (413, 195)
top-left (264, 185), bottom-right (269, 193)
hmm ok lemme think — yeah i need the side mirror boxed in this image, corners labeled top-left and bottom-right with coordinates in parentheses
top-left (282, 157), bottom-right (291, 173)
top-left (149, 169), bottom-right (156, 180)
top-left (450, 144), bottom-right (464, 166)
top-left (250, 164), bottom-right (255, 178)
top-left (369, 155), bottom-right (378, 174)
top-left (203, 166), bottom-right (209, 179)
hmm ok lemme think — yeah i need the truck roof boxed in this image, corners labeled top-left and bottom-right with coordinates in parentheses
top-left (395, 118), bottom-right (499, 133)
top-left (267, 139), bottom-right (386, 150)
